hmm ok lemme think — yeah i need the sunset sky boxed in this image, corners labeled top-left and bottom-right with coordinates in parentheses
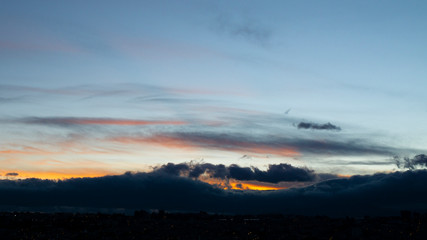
top-left (1, 1), bottom-right (427, 214)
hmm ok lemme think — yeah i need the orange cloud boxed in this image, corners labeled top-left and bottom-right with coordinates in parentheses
top-left (0, 146), bottom-right (56, 155)
top-left (111, 135), bottom-right (197, 151)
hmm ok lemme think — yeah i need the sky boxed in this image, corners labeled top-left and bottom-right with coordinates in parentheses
top-left (1, 1), bottom-right (427, 214)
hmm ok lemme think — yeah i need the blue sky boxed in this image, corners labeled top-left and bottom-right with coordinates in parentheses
top-left (1, 1), bottom-right (427, 183)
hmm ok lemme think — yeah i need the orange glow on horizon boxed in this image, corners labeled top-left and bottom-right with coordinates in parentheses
top-left (337, 174), bottom-right (351, 178)
top-left (0, 169), bottom-right (116, 180)
top-left (230, 182), bottom-right (286, 191)
top-left (201, 178), bottom-right (286, 191)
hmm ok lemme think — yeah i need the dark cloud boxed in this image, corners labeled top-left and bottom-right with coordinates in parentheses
top-left (15, 117), bottom-right (81, 127)
top-left (5, 173), bottom-right (19, 177)
top-left (147, 131), bottom-right (402, 157)
top-left (213, 14), bottom-right (272, 46)
top-left (254, 164), bottom-right (315, 182)
top-left (297, 122), bottom-right (341, 131)
top-left (395, 154), bottom-right (427, 169)
top-left (3, 117), bottom-right (407, 157)
top-left (1, 170), bottom-right (427, 216)
top-left (154, 163), bottom-right (190, 176)
top-left (153, 162), bottom-right (336, 183)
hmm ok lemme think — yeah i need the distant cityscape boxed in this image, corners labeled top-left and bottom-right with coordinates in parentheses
top-left (1, 210), bottom-right (426, 239)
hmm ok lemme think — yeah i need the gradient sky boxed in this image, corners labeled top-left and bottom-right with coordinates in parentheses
top-left (1, 1), bottom-right (427, 186)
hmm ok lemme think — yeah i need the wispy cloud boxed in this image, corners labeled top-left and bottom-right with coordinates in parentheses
top-left (110, 131), bottom-right (402, 157)
top-left (0, 96), bottom-right (25, 104)
top-left (112, 37), bottom-right (229, 61)
top-left (15, 117), bottom-right (187, 127)
top-left (213, 14), bottom-right (272, 46)
top-left (111, 133), bottom-right (299, 157)
top-left (0, 40), bottom-right (84, 54)
top-left (0, 146), bottom-right (56, 155)
top-left (0, 83), bottom-right (244, 100)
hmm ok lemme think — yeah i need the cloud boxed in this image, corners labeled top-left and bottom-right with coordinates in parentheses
top-left (0, 84), bottom-right (94, 96)
top-left (0, 40), bottom-right (84, 54)
top-left (297, 122), bottom-right (341, 131)
top-left (5, 173), bottom-right (19, 177)
top-left (14, 117), bottom-right (186, 127)
top-left (395, 154), bottom-right (427, 169)
top-left (112, 133), bottom-right (299, 157)
top-left (319, 159), bottom-right (395, 166)
top-left (154, 163), bottom-right (190, 176)
top-left (153, 162), bottom-right (330, 183)
top-left (0, 83), bottom-right (240, 99)
top-left (111, 131), bottom-right (401, 157)
top-left (213, 14), bottom-right (272, 46)
top-left (0, 97), bottom-right (24, 104)
top-left (1, 170), bottom-right (427, 216)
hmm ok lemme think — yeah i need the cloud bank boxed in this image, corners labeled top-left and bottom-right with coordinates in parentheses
top-left (153, 162), bottom-right (336, 183)
top-left (1, 170), bottom-right (427, 216)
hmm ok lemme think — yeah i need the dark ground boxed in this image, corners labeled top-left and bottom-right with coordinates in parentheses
top-left (1, 210), bottom-right (426, 239)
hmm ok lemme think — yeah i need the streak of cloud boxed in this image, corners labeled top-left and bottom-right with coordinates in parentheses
top-left (0, 97), bottom-right (25, 104)
top-left (111, 134), bottom-right (299, 157)
top-left (0, 40), bottom-right (84, 54)
top-left (5, 173), bottom-right (18, 177)
top-left (213, 14), bottom-right (272, 46)
top-left (14, 117), bottom-right (187, 127)
top-left (111, 131), bottom-right (401, 157)
top-left (0, 83), bottom-right (243, 99)
top-left (297, 122), bottom-right (341, 131)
